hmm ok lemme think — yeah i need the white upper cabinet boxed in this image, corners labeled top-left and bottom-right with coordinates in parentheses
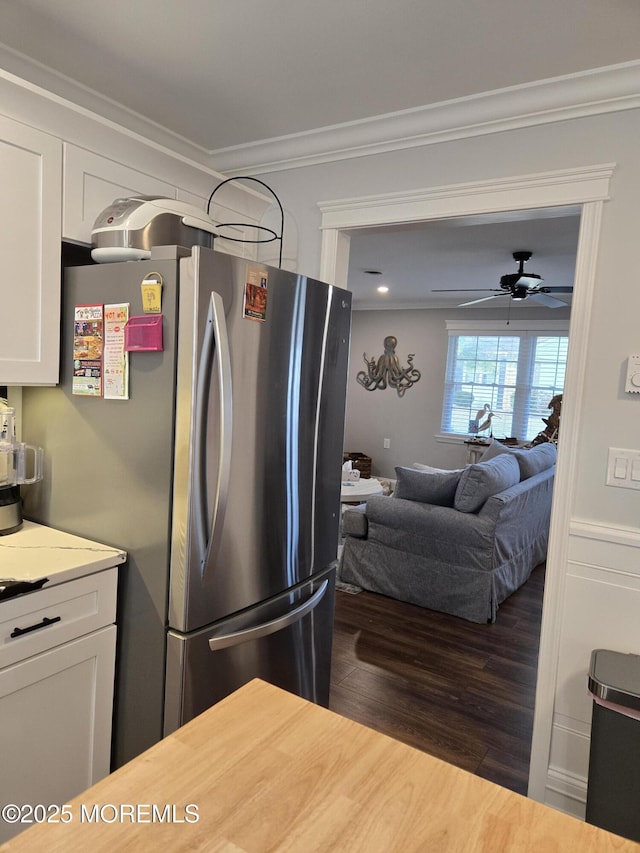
top-left (63, 145), bottom-right (176, 244)
top-left (0, 76), bottom-right (273, 387)
top-left (0, 116), bottom-right (62, 386)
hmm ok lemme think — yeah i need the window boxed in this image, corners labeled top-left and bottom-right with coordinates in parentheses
top-left (441, 321), bottom-right (568, 442)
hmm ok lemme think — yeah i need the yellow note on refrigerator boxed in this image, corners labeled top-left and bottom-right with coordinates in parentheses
top-left (141, 275), bottom-right (163, 313)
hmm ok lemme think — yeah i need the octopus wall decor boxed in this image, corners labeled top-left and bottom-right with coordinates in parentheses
top-left (356, 335), bottom-right (421, 397)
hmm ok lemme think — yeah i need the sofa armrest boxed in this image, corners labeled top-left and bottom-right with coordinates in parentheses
top-left (342, 504), bottom-right (368, 538)
top-left (365, 494), bottom-right (497, 558)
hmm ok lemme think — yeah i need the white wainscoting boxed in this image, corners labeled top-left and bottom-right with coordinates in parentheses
top-left (542, 519), bottom-right (640, 819)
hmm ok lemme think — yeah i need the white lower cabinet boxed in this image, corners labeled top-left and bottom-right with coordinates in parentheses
top-left (0, 569), bottom-right (117, 844)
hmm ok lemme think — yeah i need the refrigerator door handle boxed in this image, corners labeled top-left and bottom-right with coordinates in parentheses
top-left (194, 291), bottom-right (233, 573)
top-left (208, 579), bottom-right (329, 651)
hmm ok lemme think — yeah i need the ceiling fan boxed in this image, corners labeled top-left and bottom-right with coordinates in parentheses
top-left (433, 251), bottom-right (573, 308)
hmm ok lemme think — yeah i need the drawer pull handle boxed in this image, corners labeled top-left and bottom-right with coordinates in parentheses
top-left (10, 616), bottom-right (61, 638)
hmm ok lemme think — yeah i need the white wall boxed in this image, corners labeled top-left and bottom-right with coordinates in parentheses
top-left (254, 107), bottom-right (640, 817)
top-left (345, 306), bottom-right (569, 478)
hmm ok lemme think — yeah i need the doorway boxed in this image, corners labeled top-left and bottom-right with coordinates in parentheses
top-left (319, 163), bottom-right (613, 799)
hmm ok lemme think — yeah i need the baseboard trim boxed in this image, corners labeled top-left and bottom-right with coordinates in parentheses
top-left (544, 766), bottom-right (588, 821)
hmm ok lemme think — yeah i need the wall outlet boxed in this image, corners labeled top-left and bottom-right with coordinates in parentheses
top-left (383, 438), bottom-right (391, 449)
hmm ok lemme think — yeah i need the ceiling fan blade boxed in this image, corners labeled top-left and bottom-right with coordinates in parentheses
top-left (459, 294), bottom-right (505, 307)
top-left (517, 274), bottom-right (543, 287)
top-left (432, 288), bottom-right (501, 293)
top-left (539, 286), bottom-right (573, 294)
top-left (527, 292), bottom-right (569, 308)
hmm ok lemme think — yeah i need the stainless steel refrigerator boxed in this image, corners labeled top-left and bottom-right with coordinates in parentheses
top-left (22, 245), bottom-right (351, 768)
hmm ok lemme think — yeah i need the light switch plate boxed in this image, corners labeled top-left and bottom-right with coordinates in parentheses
top-left (606, 447), bottom-right (640, 489)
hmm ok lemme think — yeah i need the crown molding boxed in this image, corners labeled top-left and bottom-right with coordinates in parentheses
top-left (211, 61), bottom-right (640, 175)
top-left (0, 44), bottom-right (213, 169)
top-left (2, 44), bottom-right (639, 179)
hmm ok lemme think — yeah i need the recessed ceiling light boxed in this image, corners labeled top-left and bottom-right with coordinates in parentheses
top-left (377, 285), bottom-right (389, 294)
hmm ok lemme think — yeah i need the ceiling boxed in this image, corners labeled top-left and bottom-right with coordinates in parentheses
top-left (1, 0), bottom-right (639, 153)
top-left (346, 208), bottom-right (581, 310)
top-left (0, 1), bottom-right (634, 309)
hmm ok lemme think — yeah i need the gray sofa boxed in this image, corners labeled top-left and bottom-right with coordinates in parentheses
top-left (339, 441), bottom-right (556, 623)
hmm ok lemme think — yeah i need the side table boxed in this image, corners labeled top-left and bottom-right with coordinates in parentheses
top-left (464, 440), bottom-right (490, 464)
top-left (340, 477), bottom-right (384, 504)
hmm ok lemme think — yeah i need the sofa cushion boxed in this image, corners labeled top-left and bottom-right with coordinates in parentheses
top-left (394, 465), bottom-right (463, 507)
top-left (454, 453), bottom-right (520, 513)
top-left (481, 438), bottom-right (557, 480)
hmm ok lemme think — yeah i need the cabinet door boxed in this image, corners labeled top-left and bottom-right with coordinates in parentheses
top-left (0, 116), bottom-right (62, 386)
top-left (0, 625), bottom-right (116, 844)
top-left (63, 144), bottom-right (176, 244)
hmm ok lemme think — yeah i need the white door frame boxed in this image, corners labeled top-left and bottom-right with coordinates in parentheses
top-left (318, 162), bottom-right (614, 802)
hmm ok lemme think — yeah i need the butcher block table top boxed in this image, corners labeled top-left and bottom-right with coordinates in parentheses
top-left (2, 679), bottom-right (638, 852)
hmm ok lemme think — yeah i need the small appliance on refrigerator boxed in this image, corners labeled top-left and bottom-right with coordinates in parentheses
top-left (22, 244), bottom-right (351, 767)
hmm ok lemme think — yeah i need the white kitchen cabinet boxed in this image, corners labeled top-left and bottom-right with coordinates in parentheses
top-left (0, 568), bottom-right (118, 844)
top-left (63, 144), bottom-right (177, 244)
top-left (0, 115), bottom-right (62, 386)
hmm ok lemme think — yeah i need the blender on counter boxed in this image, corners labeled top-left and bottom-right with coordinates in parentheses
top-left (0, 399), bottom-right (43, 534)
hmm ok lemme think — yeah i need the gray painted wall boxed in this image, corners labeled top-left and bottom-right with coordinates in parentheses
top-left (344, 306), bottom-right (569, 478)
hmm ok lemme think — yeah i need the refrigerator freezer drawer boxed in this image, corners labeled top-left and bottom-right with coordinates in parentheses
top-left (163, 568), bottom-right (335, 736)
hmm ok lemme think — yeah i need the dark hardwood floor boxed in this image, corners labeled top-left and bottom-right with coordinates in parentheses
top-left (329, 563), bottom-right (545, 796)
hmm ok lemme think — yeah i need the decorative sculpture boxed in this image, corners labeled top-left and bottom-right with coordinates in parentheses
top-left (531, 394), bottom-right (562, 445)
top-left (475, 404), bottom-right (495, 435)
top-left (356, 335), bottom-right (421, 397)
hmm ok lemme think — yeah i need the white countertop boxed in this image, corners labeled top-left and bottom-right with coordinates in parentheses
top-left (0, 520), bottom-right (126, 591)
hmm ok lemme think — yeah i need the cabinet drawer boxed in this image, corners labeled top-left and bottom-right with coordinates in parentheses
top-left (0, 568), bottom-right (117, 669)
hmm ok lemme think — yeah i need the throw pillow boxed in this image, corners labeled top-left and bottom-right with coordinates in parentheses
top-left (479, 438), bottom-right (511, 463)
top-left (412, 462), bottom-right (465, 473)
top-left (454, 454), bottom-right (520, 513)
top-left (479, 438), bottom-right (557, 480)
top-left (517, 442), bottom-right (557, 479)
top-left (394, 465), bottom-right (463, 507)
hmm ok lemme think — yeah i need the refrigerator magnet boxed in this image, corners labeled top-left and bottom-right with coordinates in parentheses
top-left (124, 315), bottom-right (164, 351)
top-left (243, 267), bottom-right (268, 322)
top-left (103, 303), bottom-right (130, 400)
top-left (72, 304), bottom-right (104, 396)
top-left (140, 272), bottom-right (163, 314)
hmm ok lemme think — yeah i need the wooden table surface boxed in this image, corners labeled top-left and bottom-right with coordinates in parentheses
top-left (2, 678), bottom-right (638, 852)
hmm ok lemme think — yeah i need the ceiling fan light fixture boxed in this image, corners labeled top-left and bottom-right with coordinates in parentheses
top-left (512, 285), bottom-right (528, 301)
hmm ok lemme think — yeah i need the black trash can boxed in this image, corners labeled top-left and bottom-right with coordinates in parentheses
top-left (585, 649), bottom-right (640, 841)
